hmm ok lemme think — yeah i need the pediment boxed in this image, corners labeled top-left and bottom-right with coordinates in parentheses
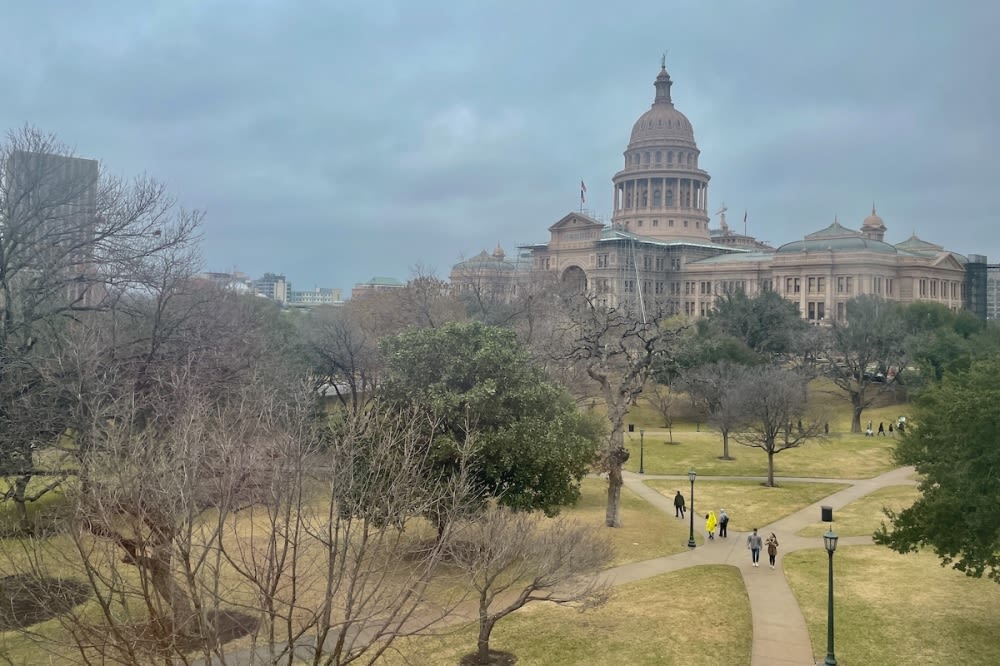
top-left (548, 212), bottom-right (604, 232)
top-left (929, 252), bottom-right (966, 270)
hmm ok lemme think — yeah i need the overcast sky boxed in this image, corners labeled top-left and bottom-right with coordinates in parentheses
top-left (2, 1), bottom-right (997, 294)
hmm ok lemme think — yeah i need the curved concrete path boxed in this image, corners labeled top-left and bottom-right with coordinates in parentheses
top-left (603, 466), bottom-right (917, 666)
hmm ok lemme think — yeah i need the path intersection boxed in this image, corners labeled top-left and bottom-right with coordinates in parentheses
top-left (606, 466), bottom-right (917, 666)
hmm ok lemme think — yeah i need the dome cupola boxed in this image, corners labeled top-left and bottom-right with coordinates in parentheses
top-left (611, 60), bottom-right (710, 243)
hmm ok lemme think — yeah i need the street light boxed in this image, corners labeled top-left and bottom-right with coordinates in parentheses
top-left (687, 468), bottom-right (697, 548)
top-left (823, 528), bottom-right (839, 666)
top-left (639, 429), bottom-right (645, 474)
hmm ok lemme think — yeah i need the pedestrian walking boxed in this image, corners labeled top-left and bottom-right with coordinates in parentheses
top-left (747, 528), bottom-right (763, 566)
top-left (888, 423), bottom-right (894, 436)
top-left (705, 511), bottom-right (717, 540)
top-left (718, 509), bottom-right (729, 538)
top-left (674, 490), bottom-right (686, 519)
top-left (878, 422), bottom-right (885, 436)
top-left (765, 532), bottom-right (779, 569)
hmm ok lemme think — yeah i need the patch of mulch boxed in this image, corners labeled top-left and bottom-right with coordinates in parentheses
top-left (0, 574), bottom-right (92, 630)
top-left (83, 610), bottom-right (261, 657)
top-left (459, 649), bottom-right (517, 665)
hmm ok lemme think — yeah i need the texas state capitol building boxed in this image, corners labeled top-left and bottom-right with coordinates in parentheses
top-left (452, 64), bottom-right (987, 321)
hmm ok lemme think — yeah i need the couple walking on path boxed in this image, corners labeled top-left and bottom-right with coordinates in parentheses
top-left (704, 509), bottom-right (730, 539)
top-left (746, 528), bottom-right (779, 568)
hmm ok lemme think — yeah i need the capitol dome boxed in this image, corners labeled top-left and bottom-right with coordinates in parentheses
top-left (611, 63), bottom-right (710, 242)
top-left (628, 66), bottom-right (696, 148)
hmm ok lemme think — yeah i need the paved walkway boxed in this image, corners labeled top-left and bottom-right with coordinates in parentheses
top-left (603, 466), bottom-right (917, 665)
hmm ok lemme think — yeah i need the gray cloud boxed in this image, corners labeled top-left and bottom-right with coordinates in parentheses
top-left (1, 0), bottom-right (997, 291)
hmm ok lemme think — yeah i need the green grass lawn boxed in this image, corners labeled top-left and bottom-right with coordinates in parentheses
top-left (644, 478), bottom-right (847, 535)
top-left (383, 565), bottom-right (751, 666)
top-left (796, 484), bottom-right (920, 538)
top-left (786, 546), bottom-right (1000, 665)
top-left (621, 429), bottom-right (897, 479)
top-left (562, 478), bottom-right (696, 564)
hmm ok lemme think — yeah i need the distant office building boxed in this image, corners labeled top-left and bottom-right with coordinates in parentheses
top-left (4, 150), bottom-right (101, 304)
top-left (254, 272), bottom-right (288, 304)
top-left (195, 271), bottom-right (254, 293)
top-left (288, 287), bottom-right (343, 307)
top-left (351, 276), bottom-right (404, 300)
top-left (985, 263), bottom-right (1000, 321)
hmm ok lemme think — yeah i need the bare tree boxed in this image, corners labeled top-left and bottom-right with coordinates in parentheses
top-left (444, 506), bottom-right (613, 665)
top-left (0, 126), bottom-right (201, 530)
top-left (819, 295), bottom-right (907, 433)
top-left (299, 303), bottom-right (382, 415)
top-left (217, 403), bottom-right (474, 666)
top-left (731, 365), bottom-right (824, 486)
top-left (546, 293), bottom-right (681, 528)
top-left (647, 382), bottom-right (676, 441)
top-left (682, 361), bottom-right (752, 460)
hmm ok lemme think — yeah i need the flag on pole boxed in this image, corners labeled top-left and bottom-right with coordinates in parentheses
top-left (580, 180), bottom-right (587, 204)
top-left (743, 210), bottom-right (748, 224)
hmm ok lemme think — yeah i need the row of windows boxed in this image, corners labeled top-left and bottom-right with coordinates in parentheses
top-left (632, 219), bottom-right (700, 229)
top-left (785, 276), bottom-right (894, 297)
top-left (918, 279), bottom-right (964, 299)
top-left (596, 254), bottom-right (680, 271)
top-left (629, 150), bottom-right (696, 167)
top-left (622, 187), bottom-right (699, 209)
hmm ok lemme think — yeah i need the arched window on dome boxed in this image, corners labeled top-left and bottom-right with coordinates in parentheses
top-left (653, 189), bottom-right (661, 207)
top-left (668, 151), bottom-right (673, 163)
top-left (655, 151), bottom-right (661, 163)
top-left (644, 152), bottom-right (651, 164)
top-left (687, 153), bottom-right (693, 166)
top-left (641, 189), bottom-right (648, 207)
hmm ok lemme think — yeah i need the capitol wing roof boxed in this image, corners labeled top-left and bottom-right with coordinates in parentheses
top-left (598, 227), bottom-right (750, 253)
top-left (778, 219), bottom-right (901, 254)
top-left (687, 251), bottom-right (775, 265)
top-left (895, 234), bottom-right (944, 255)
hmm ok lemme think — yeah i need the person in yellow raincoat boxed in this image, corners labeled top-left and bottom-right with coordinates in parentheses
top-left (705, 510), bottom-right (717, 540)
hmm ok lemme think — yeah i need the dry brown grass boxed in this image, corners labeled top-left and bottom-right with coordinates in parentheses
top-left (646, 479), bottom-right (848, 534)
top-left (561, 478), bottom-right (694, 565)
top-left (382, 565), bottom-right (752, 666)
top-left (786, 546), bottom-right (1000, 665)
top-left (796, 485), bottom-right (919, 537)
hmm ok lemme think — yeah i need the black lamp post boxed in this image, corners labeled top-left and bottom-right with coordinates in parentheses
top-left (687, 468), bottom-right (697, 548)
top-left (639, 429), bottom-right (645, 474)
top-left (823, 528), bottom-right (839, 666)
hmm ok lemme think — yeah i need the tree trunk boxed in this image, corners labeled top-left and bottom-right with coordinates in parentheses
top-left (851, 392), bottom-right (863, 433)
top-left (766, 450), bottom-right (776, 487)
top-left (721, 430), bottom-right (731, 460)
top-left (146, 544), bottom-right (198, 638)
top-left (605, 462), bottom-right (623, 528)
top-left (13, 474), bottom-right (31, 533)
top-left (604, 398), bottom-right (629, 528)
top-left (477, 615), bottom-right (499, 664)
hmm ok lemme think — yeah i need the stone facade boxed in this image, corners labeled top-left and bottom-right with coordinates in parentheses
top-left (454, 64), bottom-right (984, 321)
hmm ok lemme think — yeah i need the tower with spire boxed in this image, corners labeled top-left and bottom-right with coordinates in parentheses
top-left (610, 62), bottom-right (710, 242)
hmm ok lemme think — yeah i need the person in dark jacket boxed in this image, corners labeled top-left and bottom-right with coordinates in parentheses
top-left (718, 509), bottom-right (729, 538)
top-left (674, 490), bottom-right (686, 518)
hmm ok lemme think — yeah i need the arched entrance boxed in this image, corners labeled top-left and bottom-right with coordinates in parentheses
top-left (561, 266), bottom-right (587, 294)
